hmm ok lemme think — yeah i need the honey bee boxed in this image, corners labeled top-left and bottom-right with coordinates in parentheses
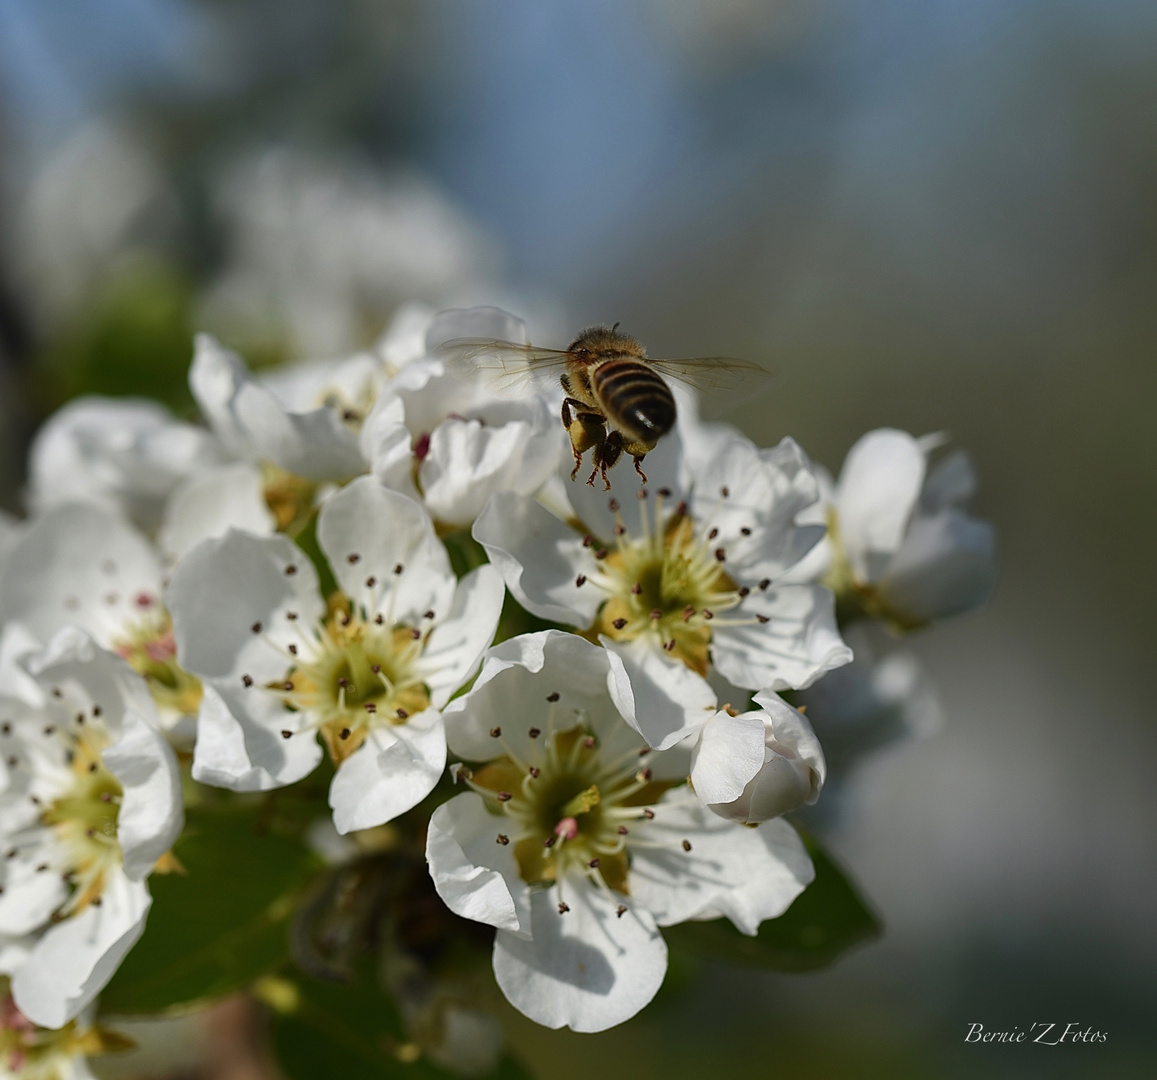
top-left (439, 320), bottom-right (768, 488)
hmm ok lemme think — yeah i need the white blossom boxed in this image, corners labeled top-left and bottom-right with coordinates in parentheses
top-left (474, 429), bottom-right (850, 751)
top-left (0, 506), bottom-right (214, 747)
top-left (690, 693), bottom-right (825, 824)
top-left (26, 398), bottom-right (227, 535)
top-left (790, 428), bottom-right (997, 629)
top-left (0, 627), bottom-right (183, 1028)
top-left (427, 632), bottom-right (813, 1032)
top-left (166, 477), bottom-right (503, 833)
top-left (362, 308), bottom-right (563, 530)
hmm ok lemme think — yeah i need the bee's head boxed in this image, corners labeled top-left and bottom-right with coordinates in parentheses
top-left (568, 325), bottom-right (646, 361)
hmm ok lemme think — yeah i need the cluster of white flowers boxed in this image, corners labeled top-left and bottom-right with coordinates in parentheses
top-left (0, 303), bottom-right (995, 1060)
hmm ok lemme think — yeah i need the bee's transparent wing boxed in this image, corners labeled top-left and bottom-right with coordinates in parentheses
top-left (436, 339), bottom-right (572, 399)
top-left (647, 355), bottom-right (774, 410)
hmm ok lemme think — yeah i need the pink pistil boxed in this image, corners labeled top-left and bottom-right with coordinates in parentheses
top-left (554, 817), bottom-right (579, 841)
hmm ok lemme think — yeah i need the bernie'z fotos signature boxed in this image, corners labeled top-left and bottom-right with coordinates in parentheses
top-left (965, 1023), bottom-right (1107, 1045)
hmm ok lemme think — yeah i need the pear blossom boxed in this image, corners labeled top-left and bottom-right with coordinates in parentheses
top-left (190, 334), bottom-right (375, 487)
top-left (166, 477), bottom-right (503, 833)
top-left (26, 397), bottom-right (227, 534)
top-left (0, 627), bottom-right (183, 1028)
top-left (0, 506), bottom-right (210, 746)
top-left (690, 692), bottom-right (825, 824)
top-left (474, 429), bottom-right (850, 751)
top-left (362, 307), bottom-right (563, 529)
top-left (790, 429), bottom-right (997, 630)
top-left (427, 631), bottom-right (814, 1032)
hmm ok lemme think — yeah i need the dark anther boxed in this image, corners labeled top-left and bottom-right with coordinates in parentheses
top-left (93, 706), bottom-right (102, 717)
top-left (546, 691), bottom-right (560, 702)
top-left (720, 486), bottom-right (730, 497)
top-left (251, 621), bottom-right (263, 634)
top-left (347, 553), bottom-right (361, 564)
top-left (740, 526), bottom-right (752, 536)
top-left (375, 614), bottom-right (385, 625)
top-left (285, 564), bottom-right (297, 576)
top-left (643, 808), bottom-right (655, 820)
top-left (758, 578), bottom-right (771, 591)
top-left (682, 605), bottom-right (695, 621)
top-left (618, 825), bottom-right (629, 835)
top-left (365, 576), bottom-right (377, 587)
top-left (543, 835), bottom-right (556, 847)
top-left (702, 609), bottom-right (714, 620)
top-left (608, 498), bottom-right (620, 512)
top-left (584, 736), bottom-right (597, 749)
top-left (287, 611), bottom-right (298, 621)
top-left (281, 730), bottom-right (292, 739)
top-left (575, 574), bottom-right (587, 587)
top-left (756, 614), bottom-right (770, 624)
top-left (529, 766), bottom-right (540, 778)
top-left (283, 681), bottom-right (294, 691)
top-left (649, 608), bottom-right (661, 621)
top-left (497, 834), bottom-right (510, 845)
top-left (410, 628), bottom-right (422, 640)
top-left (630, 583), bottom-right (643, 595)
top-left (616, 905), bottom-right (628, 918)
top-left (612, 617), bottom-right (627, 629)
top-left (288, 644), bottom-right (298, 656)
top-left (663, 640), bottom-right (676, 651)
top-left (682, 839), bottom-right (693, 852)
top-left (393, 563), bottom-right (404, 575)
top-left (637, 488), bottom-right (647, 500)
top-left (708, 527), bottom-right (719, 540)
top-left (338, 677), bottom-right (349, 687)
top-left (674, 500), bottom-right (689, 517)
top-left (365, 703), bottom-right (377, 714)
top-left (582, 534), bottom-right (595, 547)
top-left (558, 902), bottom-right (570, 914)
top-left (639, 767), bottom-right (652, 781)
top-left (614, 524), bottom-right (626, 536)
top-left (658, 487), bottom-right (672, 497)
top-left (497, 791), bottom-right (513, 802)
top-left (528, 727), bottom-right (541, 738)
top-left (738, 586), bottom-right (750, 597)
top-left (396, 708), bottom-right (409, 719)
top-left (424, 610), bottom-right (436, 619)
top-left (594, 548), bottom-right (609, 560)
top-left (340, 728), bottom-right (351, 740)
top-left (43, 726), bottom-right (55, 737)
top-left (489, 726), bottom-right (502, 738)
top-left (715, 548), bottom-right (726, 562)
top-left (589, 858), bottom-right (601, 868)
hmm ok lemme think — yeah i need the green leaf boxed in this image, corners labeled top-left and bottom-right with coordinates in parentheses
top-left (100, 802), bottom-right (323, 1014)
top-left (663, 831), bottom-right (880, 972)
top-left (265, 967), bottom-right (534, 1080)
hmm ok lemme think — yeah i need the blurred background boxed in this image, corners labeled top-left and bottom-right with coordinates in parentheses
top-left (1, 0), bottom-right (1155, 1077)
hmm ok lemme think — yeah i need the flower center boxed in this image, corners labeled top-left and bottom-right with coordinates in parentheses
top-left (462, 722), bottom-right (672, 897)
top-left (261, 463), bottom-right (318, 534)
top-left (266, 598), bottom-right (431, 764)
top-left (113, 609), bottom-right (203, 719)
top-left (1, 985), bottom-right (132, 1079)
top-left (821, 507), bottom-right (928, 633)
top-left (589, 494), bottom-right (744, 675)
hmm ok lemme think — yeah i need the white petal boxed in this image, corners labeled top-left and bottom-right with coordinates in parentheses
top-left (689, 712), bottom-right (766, 805)
top-left (425, 306), bottom-right (528, 352)
top-left (473, 493), bottom-right (598, 627)
top-left (0, 832), bottom-right (69, 935)
top-left (167, 530), bottom-right (323, 682)
top-left (690, 436), bottom-right (825, 580)
top-left (316, 477), bottom-right (455, 626)
top-left (27, 396), bottom-right (225, 532)
top-left (374, 302), bottom-right (435, 371)
top-left (425, 792), bottom-right (531, 935)
top-left (359, 395), bottom-right (416, 496)
top-left (419, 565), bottom-right (504, 709)
top-left (492, 874), bottom-right (667, 1032)
top-left (191, 683), bottom-right (323, 791)
top-left (420, 408), bottom-right (560, 529)
top-left (329, 709), bottom-right (446, 833)
top-left (711, 583), bottom-right (851, 691)
top-left (158, 462), bottom-right (276, 562)
top-left (442, 632), bottom-right (638, 764)
top-left (601, 637), bottom-right (717, 751)
top-left (0, 505), bottom-right (162, 647)
top-left (920, 449), bottom-right (977, 511)
top-left (102, 709), bottom-right (184, 879)
top-left (190, 334), bottom-right (366, 480)
top-left (11, 869), bottom-right (151, 1028)
top-left (836, 429), bottom-right (926, 580)
top-left (880, 508), bottom-right (997, 621)
top-left (628, 791), bottom-right (812, 933)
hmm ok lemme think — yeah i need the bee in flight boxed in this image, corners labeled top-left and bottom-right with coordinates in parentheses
top-left (440, 320), bottom-right (768, 489)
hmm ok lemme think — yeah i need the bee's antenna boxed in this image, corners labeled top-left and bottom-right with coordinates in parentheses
top-left (611, 321), bottom-right (620, 333)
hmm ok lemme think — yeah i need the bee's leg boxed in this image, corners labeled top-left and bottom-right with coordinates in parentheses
top-left (596, 432), bottom-right (624, 489)
top-left (632, 454), bottom-right (648, 483)
top-left (563, 401), bottom-right (606, 482)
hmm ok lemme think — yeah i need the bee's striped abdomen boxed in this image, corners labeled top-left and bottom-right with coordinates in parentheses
top-left (591, 358), bottom-right (676, 444)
